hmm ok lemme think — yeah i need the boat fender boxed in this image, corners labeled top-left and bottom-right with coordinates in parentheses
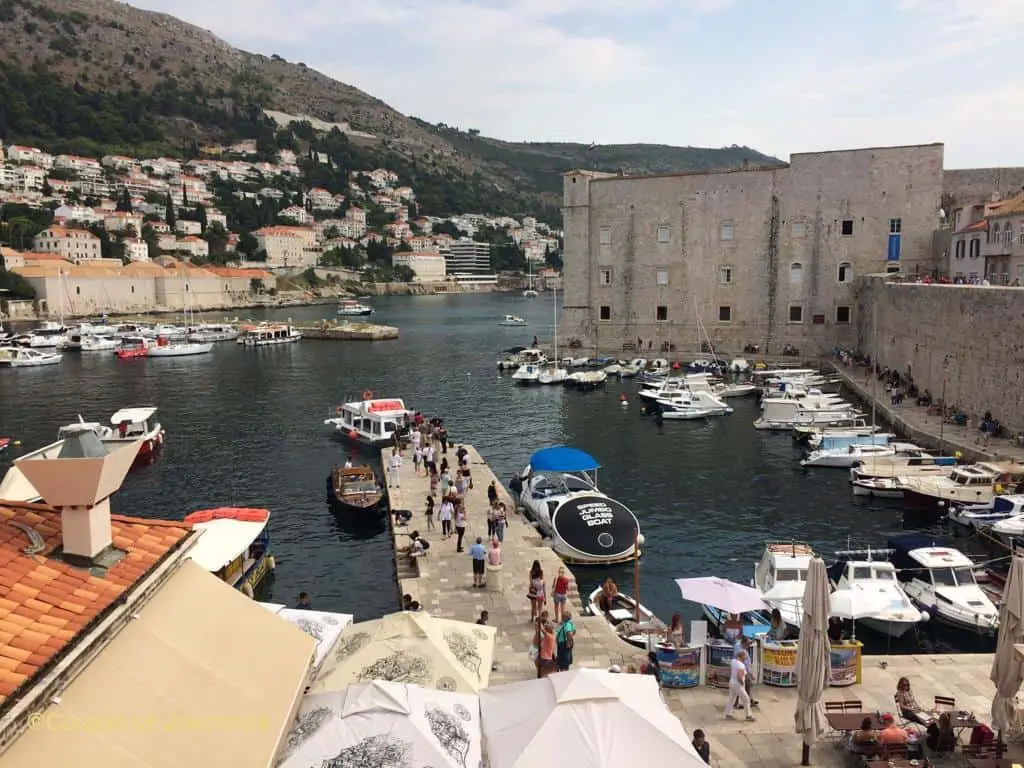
top-left (267, 555), bottom-right (276, 571)
top-left (241, 582), bottom-right (254, 599)
top-left (636, 534), bottom-right (646, 547)
top-left (362, 389), bottom-right (373, 400)
top-left (919, 610), bottom-right (930, 623)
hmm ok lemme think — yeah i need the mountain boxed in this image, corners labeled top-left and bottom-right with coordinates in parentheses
top-left (0, 0), bottom-right (780, 219)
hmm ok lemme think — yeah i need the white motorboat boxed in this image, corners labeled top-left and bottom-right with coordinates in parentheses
top-left (638, 373), bottom-right (714, 402)
top-left (147, 335), bottom-right (213, 357)
top-left (827, 551), bottom-right (928, 639)
top-left (497, 347), bottom-right (547, 370)
top-left (15, 321), bottom-right (68, 348)
top-left (511, 362), bottom-right (542, 385)
top-left (337, 299), bottom-right (374, 316)
top-left (522, 289), bottom-right (538, 298)
top-left (0, 346), bottom-right (62, 367)
top-left (654, 390), bottom-right (733, 420)
top-left (753, 398), bottom-right (860, 430)
top-left (850, 460), bottom-right (956, 499)
top-left (516, 446), bottom-right (642, 566)
top-left (851, 477), bottom-right (906, 499)
top-left (807, 429), bottom-right (896, 450)
top-left (899, 461), bottom-right (1024, 511)
top-left (888, 534), bottom-right (999, 636)
top-left (563, 356), bottom-right (591, 368)
top-left (64, 323), bottom-right (119, 350)
top-left (565, 370), bottom-right (607, 390)
top-left (718, 382), bottom-right (758, 398)
top-left (324, 395), bottom-right (413, 447)
top-left (79, 334), bottom-right (118, 352)
top-left (990, 511), bottom-right (1024, 544)
top-left (793, 419), bottom-right (878, 444)
top-left (619, 358), bottom-right (645, 377)
top-left (949, 494), bottom-right (1024, 530)
top-left (801, 440), bottom-right (919, 469)
top-left (188, 323), bottom-right (239, 343)
top-left (237, 323), bottom-right (302, 346)
top-left (754, 541), bottom-right (815, 631)
top-left (538, 366), bottom-right (568, 385)
top-left (106, 406), bottom-right (166, 460)
top-left (498, 314), bottom-right (528, 326)
top-left (586, 586), bottom-right (665, 650)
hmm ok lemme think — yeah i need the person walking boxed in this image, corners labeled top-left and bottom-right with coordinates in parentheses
top-left (387, 448), bottom-right (403, 488)
top-left (424, 496), bottom-right (435, 531)
top-left (494, 503), bottom-right (507, 542)
top-left (724, 650), bottom-right (755, 721)
top-left (438, 497), bottom-right (454, 539)
top-left (551, 566), bottom-right (570, 623)
top-left (556, 610), bottom-right (575, 671)
top-left (528, 560), bottom-right (545, 621)
top-left (732, 636), bottom-right (759, 708)
top-left (468, 536), bottom-right (487, 588)
top-left (454, 503), bottom-right (467, 552)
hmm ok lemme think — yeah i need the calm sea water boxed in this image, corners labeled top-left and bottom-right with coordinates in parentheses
top-left (0, 294), bottom-right (986, 652)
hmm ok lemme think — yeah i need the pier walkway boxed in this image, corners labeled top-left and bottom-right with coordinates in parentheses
top-left (831, 362), bottom-right (1024, 463)
top-left (383, 445), bottom-right (1022, 767)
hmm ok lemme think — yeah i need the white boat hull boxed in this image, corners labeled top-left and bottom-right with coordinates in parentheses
top-left (148, 343), bottom-right (213, 357)
top-left (851, 479), bottom-right (904, 498)
top-left (538, 369), bottom-right (567, 385)
top-left (239, 333), bottom-right (302, 346)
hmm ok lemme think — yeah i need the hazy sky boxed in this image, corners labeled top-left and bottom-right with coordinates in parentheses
top-left (131, 0), bottom-right (1023, 167)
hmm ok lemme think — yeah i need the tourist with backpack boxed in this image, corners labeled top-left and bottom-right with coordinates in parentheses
top-left (556, 611), bottom-right (576, 671)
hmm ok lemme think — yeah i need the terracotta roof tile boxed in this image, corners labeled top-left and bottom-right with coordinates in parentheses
top-left (0, 502), bottom-right (191, 705)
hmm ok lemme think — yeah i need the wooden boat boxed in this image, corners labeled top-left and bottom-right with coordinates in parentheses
top-left (586, 586), bottom-right (665, 649)
top-left (329, 465), bottom-right (385, 514)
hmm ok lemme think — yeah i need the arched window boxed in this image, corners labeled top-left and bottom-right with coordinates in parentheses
top-left (837, 262), bottom-right (852, 283)
top-left (789, 262), bottom-right (803, 285)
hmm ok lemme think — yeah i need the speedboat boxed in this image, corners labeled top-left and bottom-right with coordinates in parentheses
top-left (753, 399), bottom-right (861, 430)
top-left (328, 464), bottom-right (385, 516)
top-left (792, 419), bottom-right (878, 444)
top-left (827, 551), bottom-right (928, 639)
top-left (147, 334), bottom-right (213, 357)
top-left (898, 462), bottom-right (1024, 511)
top-left (499, 314), bottom-right (528, 326)
top-left (753, 541), bottom-right (815, 631)
top-left (949, 494), bottom-right (1024, 531)
top-left (718, 382), bottom-right (758, 398)
top-left (184, 507), bottom-right (275, 597)
top-left (497, 347), bottom-right (547, 370)
top-left (324, 395), bottom-right (413, 447)
top-left (653, 390), bottom-right (733, 420)
top-left (0, 346), bottom-right (62, 367)
top-left (801, 439), bottom-right (917, 469)
top-left (515, 446), bottom-right (642, 566)
top-left (565, 370), bottom-right (607, 390)
top-left (511, 362), bottom-right (542, 385)
top-left (586, 586), bottom-right (665, 649)
top-left (990, 512), bottom-right (1024, 545)
top-left (237, 323), bottom-right (302, 346)
top-left (888, 534), bottom-right (999, 636)
top-left (337, 299), bottom-right (374, 316)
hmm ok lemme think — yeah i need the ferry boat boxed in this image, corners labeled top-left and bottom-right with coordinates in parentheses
top-left (115, 336), bottom-right (152, 359)
top-left (498, 314), bottom-right (528, 326)
top-left (888, 534), bottom-right (999, 636)
top-left (237, 322), bottom-right (302, 346)
top-left (0, 346), bottom-right (62, 367)
top-left (336, 299), bottom-right (374, 317)
top-left (898, 461), bottom-right (1024, 511)
top-left (516, 446), bottom-right (643, 566)
top-left (753, 541), bottom-right (815, 631)
top-left (827, 550), bottom-right (929, 639)
top-left (324, 394), bottom-right (413, 447)
top-left (327, 464), bottom-right (385, 516)
top-left (184, 507), bottom-right (276, 598)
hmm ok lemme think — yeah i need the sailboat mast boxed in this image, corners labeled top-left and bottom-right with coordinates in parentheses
top-left (553, 284), bottom-right (558, 363)
top-left (871, 303), bottom-right (877, 429)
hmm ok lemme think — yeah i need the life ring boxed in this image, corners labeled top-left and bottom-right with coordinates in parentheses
top-left (362, 389), bottom-right (373, 400)
top-left (336, 406), bottom-right (343, 415)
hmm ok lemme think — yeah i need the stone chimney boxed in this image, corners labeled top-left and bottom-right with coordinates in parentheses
top-left (15, 432), bottom-right (141, 566)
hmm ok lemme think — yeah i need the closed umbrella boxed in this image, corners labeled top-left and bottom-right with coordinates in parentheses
top-left (991, 554), bottom-right (1024, 735)
top-left (794, 557), bottom-right (831, 766)
top-left (675, 576), bottom-right (770, 614)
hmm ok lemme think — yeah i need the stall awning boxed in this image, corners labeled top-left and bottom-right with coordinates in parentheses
top-left (0, 560), bottom-right (315, 768)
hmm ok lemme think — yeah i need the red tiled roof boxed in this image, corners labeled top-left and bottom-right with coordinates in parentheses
top-left (954, 219), bottom-right (988, 235)
top-left (0, 503), bottom-right (191, 703)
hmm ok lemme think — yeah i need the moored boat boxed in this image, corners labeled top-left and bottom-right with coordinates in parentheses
top-left (497, 347), bottom-right (547, 370)
top-left (107, 406), bottom-right (165, 463)
top-left (0, 346), bottom-right (62, 367)
top-left (586, 586), bottom-right (665, 649)
top-left (948, 494), bottom-right (1024, 531)
top-left (328, 464), bottom-right (385, 515)
top-left (753, 541), bottom-right (815, 631)
top-left (237, 322), bottom-right (302, 346)
top-left (146, 334), bottom-right (213, 357)
top-left (114, 335), bottom-right (152, 359)
top-left (187, 323), bottom-right (239, 342)
top-left (898, 461), bottom-right (1024, 512)
top-left (184, 507), bottom-right (276, 598)
top-left (498, 314), bottom-right (528, 326)
top-left (337, 299), bottom-right (374, 316)
top-left (324, 394), bottom-right (413, 447)
top-left (79, 334), bottom-right (118, 352)
top-left (511, 362), bottom-right (542, 385)
top-left (827, 550), bottom-right (929, 639)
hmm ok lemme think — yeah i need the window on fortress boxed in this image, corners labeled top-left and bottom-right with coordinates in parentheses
top-left (837, 262), bottom-right (852, 283)
top-left (792, 221), bottom-right (806, 237)
top-left (656, 305), bottom-right (668, 322)
top-left (75, 286), bottom-right (80, 295)
top-left (841, 219), bottom-right (854, 236)
top-left (657, 226), bottom-right (670, 243)
top-left (599, 305), bottom-right (611, 321)
top-left (889, 218), bottom-right (902, 234)
top-left (720, 223), bottom-right (734, 241)
top-left (1019, 228), bottom-right (1024, 246)
top-left (599, 269), bottom-right (613, 285)
top-left (836, 306), bottom-right (851, 324)
top-left (789, 305), bottom-right (803, 323)
top-left (970, 239), bottom-right (981, 258)
top-left (656, 270), bottom-right (669, 285)
top-left (718, 305), bottom-right (732, 322)
top-left (790, 262), bottom-right (803, 285)
top-left (599, 228), bottom-right (612, 245)
top-left (720, 266), bottom-right (734, 284)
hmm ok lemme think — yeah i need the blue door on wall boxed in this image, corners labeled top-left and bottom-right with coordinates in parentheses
top-left (887, 234), bottom-right (901, 261)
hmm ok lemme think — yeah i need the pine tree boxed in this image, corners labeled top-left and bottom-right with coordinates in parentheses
top-left (165, 195), bottom-right (176, 229)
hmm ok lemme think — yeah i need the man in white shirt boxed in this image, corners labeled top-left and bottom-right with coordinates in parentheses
top-left (387, 449), bottom-right (403, 488)
top-left (724, 650), bottom-right (755, 721)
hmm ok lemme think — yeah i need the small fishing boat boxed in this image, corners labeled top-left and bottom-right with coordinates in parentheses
top-left (184, 507), bottom-right (276, 598)
top-left (107, 406), bottom-right (165, 463)
top-left (0, 346), bottom-right (62, 367)
top-left (337, 299), bottom-right (374, 316)
top-left (827, 550), bottom-right (929, 639)
top-left (499, 314), bottom-right (528, 326)
top-left (586, 586), bottom-right (665, 649)
top-left (328, 465), bottom-right (385, 515)
top-left (115, 335), bottom-right (152, 359)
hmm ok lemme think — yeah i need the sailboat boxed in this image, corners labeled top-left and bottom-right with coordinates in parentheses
top-left (538, 284), bottom-right (567, 385)
top-left (523, 258), bottom-right (538, 298)
top-left (148, 274), bottom-right (213, 358)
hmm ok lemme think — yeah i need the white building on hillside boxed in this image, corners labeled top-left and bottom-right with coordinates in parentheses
top-left (392, 250), bottom-right (446, 283)
top-left (33, 227), bottom-right (102, 262)
top-left (53, 154), bottom-right (103, 179)
top-left (176, 236), bottom-right (210, 260)
top-left (279, 206), bottom-right (313, 226)
top-left (253, 225), bottom-right (319, 269)
top-left (6, 145), bottom-right (53, 168)
top-left (447, 239), bottom-right (491, 274)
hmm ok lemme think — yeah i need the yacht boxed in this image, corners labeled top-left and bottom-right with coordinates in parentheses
top-left (753, 541), bottom-right (815, 631)
top-left (324, 396), bottom-right (413, 447)
top-left (989, 510), bottom-right (1024, 545)
top-left (237, 323), bottom-right (302, 346)
top-left (497, 347), bottom-right (547, 370)
top-left (511, 362), bottom-right (542, 385)
top-left (147, 334), bottom-right (213, 357)
top-left (888, 534), bottom-right (999, 636)
top-left (948, 494), bottom-right (1024, 531)
top-left (336, 299), bottom-right (374, 317)
top-left (801, 439), bottom-right (920, 470)
top-left (0, 346), bottom-right (62, 367)
top-left (498, 315), bottom-right (528, 326)
top-left (827, 550), bottom-right (929, 638)
top-left (516, 446), bottom-right (642, 566)
top-left (899, 462), bottom-right (1024, 511)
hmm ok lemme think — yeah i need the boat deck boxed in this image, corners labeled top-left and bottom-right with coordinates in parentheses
top-left (381, 444), bottom-right (1024, 767)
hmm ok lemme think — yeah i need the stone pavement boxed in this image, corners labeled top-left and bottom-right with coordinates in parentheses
top-left (383, 443), bottom-right (1024, 767)
top-left (832, 362), bottom-right (1024, 464)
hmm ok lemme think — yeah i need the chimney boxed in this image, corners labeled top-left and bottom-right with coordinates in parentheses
top-left (15, 432), bottom-right (141, 566)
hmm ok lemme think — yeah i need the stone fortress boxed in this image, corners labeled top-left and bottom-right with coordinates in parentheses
top-left (560, 142), bottom-right (1024, 429)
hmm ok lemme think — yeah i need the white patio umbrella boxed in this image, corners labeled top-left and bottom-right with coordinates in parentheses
top-left (675, 576), bottom-right (770, 614)
top-left (794, 557), bottom-right (831, 767)
top-left (275, 680), bottom-right (482, 768)
top-left (991, 554), bottom-right (1024, 734)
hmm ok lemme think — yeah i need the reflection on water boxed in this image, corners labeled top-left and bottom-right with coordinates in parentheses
top-left (0, 294), bottom-right (994, 649)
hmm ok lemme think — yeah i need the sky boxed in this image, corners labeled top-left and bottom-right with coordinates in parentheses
top-left (129, 0), bottom-right (1024, 168)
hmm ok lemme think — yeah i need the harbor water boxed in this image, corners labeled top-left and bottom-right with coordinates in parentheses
top-left (0, 294), bottom-right (987, 652)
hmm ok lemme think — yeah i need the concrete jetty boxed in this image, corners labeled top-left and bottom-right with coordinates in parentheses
top-left (382, 444), bottom-right (1023, 767)
top-left (297, 320), bottom-right (399, 341)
